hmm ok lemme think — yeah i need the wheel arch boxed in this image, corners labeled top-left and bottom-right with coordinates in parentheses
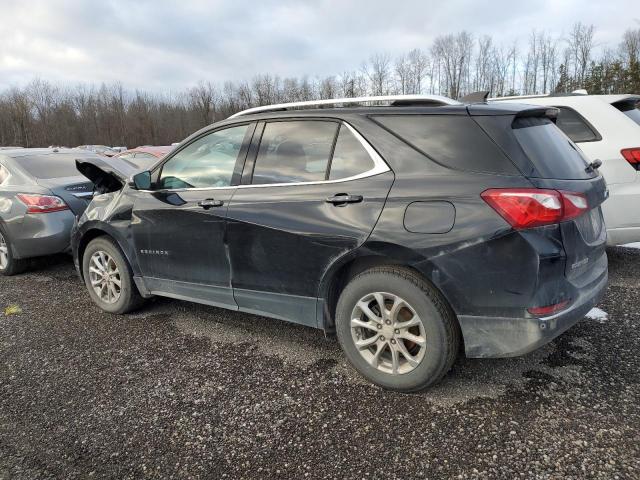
top-left (317, 242), bottom-right (459, 332)
top-left (76, 223), bottom-right (139, 281)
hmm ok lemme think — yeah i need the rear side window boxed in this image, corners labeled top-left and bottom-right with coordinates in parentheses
top-left (328, 125), bottom-right (375, 180)
top-left (613, 99), bottom-right (640, 126)
top-left (373, 115), bottom-right (519, 174)
top-left (512, 117), bottom-right (594, 180)
top-left (555, 107), bottom-right (600, 142)
top-left (16, 154), bottom-right (83, 179)
top-left (252, 121), bottom-right (339, 185)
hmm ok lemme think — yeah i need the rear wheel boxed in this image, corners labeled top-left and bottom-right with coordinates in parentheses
top-left (335, 266), bottom-right (459, 392)
top-left (82, 236), bottom-right (144, 314)
top-left (0, 228), bottom-right (26, 276)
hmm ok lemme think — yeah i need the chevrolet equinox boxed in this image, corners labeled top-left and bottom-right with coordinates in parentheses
top-left (72, 94), bottom-right (608, 392)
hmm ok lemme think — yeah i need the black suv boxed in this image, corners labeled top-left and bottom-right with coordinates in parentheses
top-left (72, 95), bottom-right (608, 392)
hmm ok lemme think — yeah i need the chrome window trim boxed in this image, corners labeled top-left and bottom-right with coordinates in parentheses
top-left (140, 121), bottom-right (390, 193)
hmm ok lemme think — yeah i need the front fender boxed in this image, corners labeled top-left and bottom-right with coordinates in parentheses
top-left (73, 189), bottom-right (139, 279)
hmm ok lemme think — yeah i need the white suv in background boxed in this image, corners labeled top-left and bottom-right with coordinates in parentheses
top-left (492, 92), bottom-right (640, 246)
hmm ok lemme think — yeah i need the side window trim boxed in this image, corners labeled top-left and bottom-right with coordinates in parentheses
top-left (554, 106), bottom-right (602, 143)
top-left (240, 119), bottom-right (390, 189)
top-left (148, 121), bottom-right (255, 192)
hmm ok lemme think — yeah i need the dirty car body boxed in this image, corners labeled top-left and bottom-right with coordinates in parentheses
top-left (72, 100), bottom-right (608, 365)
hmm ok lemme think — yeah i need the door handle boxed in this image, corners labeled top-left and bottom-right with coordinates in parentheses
top-left (325, 194), bottom-right (363, 205)
top-left (198, 198), bottom-right (224, 209)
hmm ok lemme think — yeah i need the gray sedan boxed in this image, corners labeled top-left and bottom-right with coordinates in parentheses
top-left (0, 148), bottom-right (100, 275)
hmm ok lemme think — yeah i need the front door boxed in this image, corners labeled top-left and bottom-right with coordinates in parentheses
top-left (132, 123), bottom-right (253, 309)
top-left (226, 120), bottom-right (394, 325)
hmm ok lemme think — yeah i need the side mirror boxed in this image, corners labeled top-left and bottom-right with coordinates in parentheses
top-left (130, 171), bottom-right (152, 190)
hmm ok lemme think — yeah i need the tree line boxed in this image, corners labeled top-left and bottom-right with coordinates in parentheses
top-left (1, 23), bottom-right (638, 149)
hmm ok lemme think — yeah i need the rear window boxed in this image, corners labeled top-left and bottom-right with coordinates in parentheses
top-left (373, 115), bottom-right (519, 174)
top-left (555, 107), bottom-right (600, 142)
top-left (613, 99), bottom-right (640, 126)
top-left (15, 154), bottom-right (83, 179)
top-left (512, 117), bottom-right (594, 180)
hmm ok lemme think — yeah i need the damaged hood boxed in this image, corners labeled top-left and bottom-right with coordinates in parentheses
top-left (75, 156), bottom-right (141, 193)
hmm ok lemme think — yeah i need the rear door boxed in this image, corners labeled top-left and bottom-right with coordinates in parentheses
top-left (226, 119), bottom-right (394, 326)
top-left (131, 123), bottom-right (253, 309)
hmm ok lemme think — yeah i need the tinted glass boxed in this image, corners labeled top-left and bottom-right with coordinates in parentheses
top-left (615, 101), bottom-right (640, 126)
top-left (16, 154), bottom-right (84, 179)
top-left (329, 126), bottom-right (375, 180)
top-left (252, 121), bottom-right (338, 185)
top-left (374, 115), bottom-right (519, 174)
top-left (512, 117), bottom-right (594, 180)
top-left (159, 124), bottom-right (249, 189)
top-left (555, 107), bottom-right (599, 142)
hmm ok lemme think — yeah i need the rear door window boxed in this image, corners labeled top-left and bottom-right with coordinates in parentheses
top-left (251, 121), bottom-right (339, 185)
top-left (328, 125), bottom-right (375, 180)
top-left (512, 117), bottom-right (595, 180)
top-left (555, 107), bottom-right (600, 142)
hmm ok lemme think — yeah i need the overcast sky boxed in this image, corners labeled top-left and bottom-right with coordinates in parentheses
top-left (0, 0), bottom-right (638, 92)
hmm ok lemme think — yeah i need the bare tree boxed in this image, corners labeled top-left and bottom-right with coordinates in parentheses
top-left (432, 31), bottom-right (473, 98)
top-left (364, 53), bottom-right (393, 96)
top-left (568, 22), bottom-right (596, 86)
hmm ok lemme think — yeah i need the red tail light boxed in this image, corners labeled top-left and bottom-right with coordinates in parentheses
top-left (481, 188), bottom-right (588, 229)
top-left (16, 194), bottom-right (69, 214)
top-left (621, 148), bottom-right (640, 170)
top-left (527, 300), bottom-right (570, 316)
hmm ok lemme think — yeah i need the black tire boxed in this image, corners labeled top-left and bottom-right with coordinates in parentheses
top-left (0, 226), bottom-right (27, 276)
top-left (82, 236), bottom-right (145, 314)
top-left (335, 266), bottom-right (460, 392)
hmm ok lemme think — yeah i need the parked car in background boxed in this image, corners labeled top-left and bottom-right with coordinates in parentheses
top-left (72, 95), bottom-right (608, 391)
top-left (0, 148), bottom-right (100, 275)
top-left (115, 145), bottom-right (174, 169)
top-left (492, 92), bottom-right (640, 246)
top-left (77, 145), bottom-right (119, 157)
top-left (0, 146), bottom-right (23, 150)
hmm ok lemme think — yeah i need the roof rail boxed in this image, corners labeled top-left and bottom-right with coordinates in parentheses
top-left (228, 94), bottom-right (461, 118)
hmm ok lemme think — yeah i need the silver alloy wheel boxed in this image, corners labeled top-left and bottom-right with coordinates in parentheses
top-left (88, 250), bottom-right (122, 304)
top-left (0, 232), bottom-right (7, 270)
top-left (350, 292), bottom-right (427, 375)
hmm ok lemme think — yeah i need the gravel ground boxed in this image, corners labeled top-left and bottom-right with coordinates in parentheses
top-left (0, 248), bottom-right (639, 479)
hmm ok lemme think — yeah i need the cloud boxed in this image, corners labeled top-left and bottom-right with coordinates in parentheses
top-left (0, 0), bottom-right (638, 91)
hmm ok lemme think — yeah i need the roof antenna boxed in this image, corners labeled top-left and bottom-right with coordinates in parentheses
top-left (459, 91), bottom-right (490, 104)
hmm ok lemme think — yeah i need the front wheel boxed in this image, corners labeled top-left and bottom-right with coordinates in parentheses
top-left (335, 266), bottom-right (460, 392)
top-left (82, 236), bottom-right (144, 314)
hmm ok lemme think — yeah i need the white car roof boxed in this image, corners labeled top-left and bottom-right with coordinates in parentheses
top-left (491, 93), bottom-right (639, 105)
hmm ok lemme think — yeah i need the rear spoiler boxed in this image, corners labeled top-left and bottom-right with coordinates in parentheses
top-left (514, 106), bottom-right (559, 120)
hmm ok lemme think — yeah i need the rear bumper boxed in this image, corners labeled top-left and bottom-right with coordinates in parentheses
top-left (458, 268), bottom-right (608, 358)
top-left (6, 211), bottom-right (75, 259)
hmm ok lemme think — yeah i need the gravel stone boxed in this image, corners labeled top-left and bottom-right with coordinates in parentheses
top-left (0, 249), bottom-right (638, 479)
